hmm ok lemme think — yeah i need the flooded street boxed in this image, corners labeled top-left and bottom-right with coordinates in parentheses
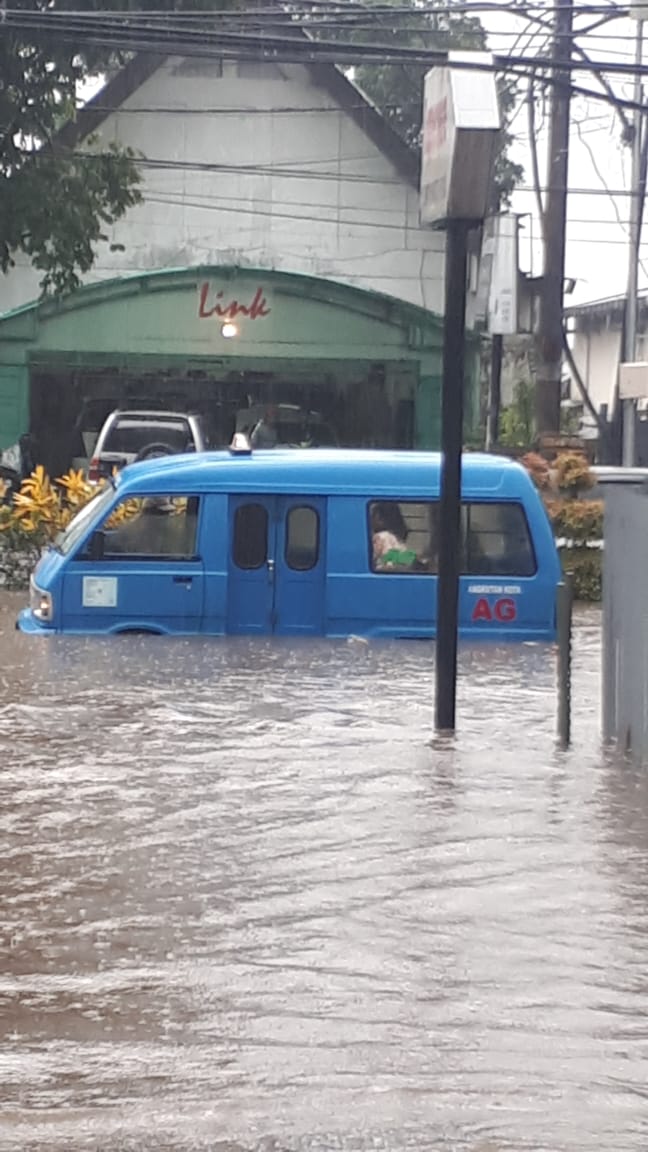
top-left (1, 591), bottom-right (647, 1151)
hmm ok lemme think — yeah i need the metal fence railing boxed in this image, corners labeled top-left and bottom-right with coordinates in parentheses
top-left (602, 485), bottom-right (648, 760)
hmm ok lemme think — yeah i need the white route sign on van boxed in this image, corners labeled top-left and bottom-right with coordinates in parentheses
top-left (82, 576), bottom-right (118, 608)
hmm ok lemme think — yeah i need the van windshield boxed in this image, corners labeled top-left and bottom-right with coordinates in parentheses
top-left (54, 485), bottom-right (116, 556)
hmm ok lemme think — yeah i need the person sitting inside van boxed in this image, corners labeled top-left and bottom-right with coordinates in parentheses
top-left (371, 503), bottom-right (418, 570)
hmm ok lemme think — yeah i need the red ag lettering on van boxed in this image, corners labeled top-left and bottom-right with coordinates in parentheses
top-left (494, 597), bottom-right (516, 622)
top-left (471, 596), bottom-right (518, 623)
top-left (472, 597), bottom-right (493, 622)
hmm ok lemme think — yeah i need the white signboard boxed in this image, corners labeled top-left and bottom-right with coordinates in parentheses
top-left (420, 52), bottom-right (500, 227)
top-left (488, 214), bottom-right (519, 335)
top-left (420, 66), bottom-right (456, 228)
top-left (82, 576), bottom-right (118, 608)
top-left (619, 362), bottom-right (648, 400)
top-left (472, 215), bottom-right (496, 325)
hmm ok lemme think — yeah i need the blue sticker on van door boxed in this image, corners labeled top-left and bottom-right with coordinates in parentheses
top-left (227, 495), bottom-right (326, 635)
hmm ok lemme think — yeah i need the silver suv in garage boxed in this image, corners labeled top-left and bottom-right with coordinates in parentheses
top-left (88, 410), bottom-right (209, 484)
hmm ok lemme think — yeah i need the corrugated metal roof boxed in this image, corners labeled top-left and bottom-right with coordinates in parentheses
top-left (565, 292), bottom-right (648, 320)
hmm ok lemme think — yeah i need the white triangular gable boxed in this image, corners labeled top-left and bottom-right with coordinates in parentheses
top-left (3, 56), bottom-right (447, 316)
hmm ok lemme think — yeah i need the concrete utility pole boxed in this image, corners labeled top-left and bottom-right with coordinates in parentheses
top-left (536, 0), bottom-right (573, 437)
top-left (622, 18), bottom-right (645, 466)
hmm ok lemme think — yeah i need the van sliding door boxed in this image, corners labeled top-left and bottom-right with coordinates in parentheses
top-left (226, 495), bottom-right (326, 635)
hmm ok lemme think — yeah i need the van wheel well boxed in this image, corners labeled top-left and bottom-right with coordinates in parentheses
top-left (115, 627), bottom-right (162, 636)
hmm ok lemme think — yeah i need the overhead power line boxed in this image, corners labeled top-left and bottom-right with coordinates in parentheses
top-left (131, 188), bottom-right (648, 250)
top-left (1, 7), bottom-right (644, 79)
top-left (64, 149), bottom-right (648, 200)
top-left (0, 4), bottom-right (630, 16)
top-left (3, 7), bottom-right (648, 125)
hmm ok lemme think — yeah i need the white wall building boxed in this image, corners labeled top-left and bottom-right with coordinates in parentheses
top-left (1, 53), bottom-right (450, 317)
top-left (3, 54), bottom-right (492, 468)
top-left (565, 293), bottom-right (648, 420)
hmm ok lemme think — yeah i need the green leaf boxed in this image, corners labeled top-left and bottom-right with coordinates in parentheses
top-left (0, 0), bottom-right (230, 296)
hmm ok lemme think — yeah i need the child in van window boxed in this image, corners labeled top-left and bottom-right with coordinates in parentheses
top-left (371, 503), bottom-right (416, 569)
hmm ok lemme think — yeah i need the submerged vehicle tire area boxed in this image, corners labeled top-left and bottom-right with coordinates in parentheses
top-left (114, 627), bottom-right (164, 636)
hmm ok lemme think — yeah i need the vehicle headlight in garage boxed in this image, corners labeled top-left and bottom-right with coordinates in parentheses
top-left (30, 578), bottom-right (53, 622)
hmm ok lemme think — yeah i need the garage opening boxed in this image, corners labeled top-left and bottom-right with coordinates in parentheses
top-left (29, 357), bottom-right (419, 477)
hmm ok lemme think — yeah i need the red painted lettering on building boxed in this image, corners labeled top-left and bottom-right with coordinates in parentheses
top-left (471, 597), bottom-right (518, 623)
top-left (198, 283), bottom-right (271, 321)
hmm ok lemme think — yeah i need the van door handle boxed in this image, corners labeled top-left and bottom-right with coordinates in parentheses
top-left (173, 575), bottom-right (193, 585)
top-left (267, 558), bottom-right (275, 579)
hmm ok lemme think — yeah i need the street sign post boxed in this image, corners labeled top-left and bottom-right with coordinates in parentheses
top-left (420, 53), bottom-right (500, 732)
top-left (421, 53), bottom-right (500, 227)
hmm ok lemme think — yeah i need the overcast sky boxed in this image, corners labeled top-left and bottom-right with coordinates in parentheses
top-left (484, 4), bottom-right (643, 305)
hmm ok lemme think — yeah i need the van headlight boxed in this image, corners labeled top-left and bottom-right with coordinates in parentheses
top-left (30, 578), bottom-right (53, 622)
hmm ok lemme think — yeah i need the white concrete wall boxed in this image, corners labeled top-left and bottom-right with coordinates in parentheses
top-left (0, 58), bottom-right (447, 317)
top-left (570, 320), bottom-right (622, 416)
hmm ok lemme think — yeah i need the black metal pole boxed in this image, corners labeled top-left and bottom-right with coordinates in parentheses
top-left (556, 574), bottom-right (573, 748)
top-left (486, 332), bottom-right (503, 451)
top-left (435, 219), bottom-right (470, 732)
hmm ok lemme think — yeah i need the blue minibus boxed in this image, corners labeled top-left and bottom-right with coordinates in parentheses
top-left (17, 446), bottom-right (561, 641)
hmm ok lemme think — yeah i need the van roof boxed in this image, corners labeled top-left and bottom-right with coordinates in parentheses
top-left (115, 448), bottom-right (532, 498)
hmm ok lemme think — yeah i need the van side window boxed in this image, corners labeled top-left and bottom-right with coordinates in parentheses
top-left (369, 501), bottom-right (435, 572)
top-left (464, 503), bottom-right (536, 576)
top-left (285, 506), bottom-right (319, 571)
top-left (99, 496), bottom-right (199, 559)
top-left (368, 500), bottom-right (535, 576)
top-left (233, 503), bottom-right (268, 569)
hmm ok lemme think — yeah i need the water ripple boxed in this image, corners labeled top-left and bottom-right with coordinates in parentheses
top-left (1, 596), bottom-right (647, 1150)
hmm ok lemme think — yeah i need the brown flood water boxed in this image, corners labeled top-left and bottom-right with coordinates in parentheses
top-left (1, 591), bottom-right (647, 1151)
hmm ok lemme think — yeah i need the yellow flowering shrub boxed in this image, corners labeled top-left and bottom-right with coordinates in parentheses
top-left (0, 466), bottom-right (147, 589)
top-left (1, 467), bottom-right (97, 543)
top-left (104, 497), bottom-right (144, 530)
top-left (1, 467), bottom-right (183, 545)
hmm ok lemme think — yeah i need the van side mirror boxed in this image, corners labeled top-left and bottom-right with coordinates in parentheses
top-left (88, 530), bottom-right (105, 560)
